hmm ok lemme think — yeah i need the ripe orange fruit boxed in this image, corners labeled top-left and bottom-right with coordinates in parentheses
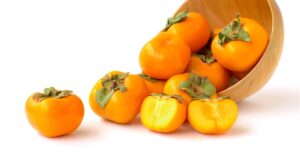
top-left (139, 73), bottom-right (166, 94)
top-left (163, 73), bottom-right (216, 105)
top-left (165, 11), bottom-right (210, 53)
top-left (211, 15), bottom-right (269, 72)
top-left (139, 32), bottom-right (191, 79)
top-left (25, 87), bottom-right (84, 137)
top-left (89, 71), bottom-right (148, 124)
top-left (186, 54), bottom-right (230, 92)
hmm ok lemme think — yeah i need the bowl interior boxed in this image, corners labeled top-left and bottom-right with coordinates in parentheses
top-left (177, 0), bottom-right (273, 36)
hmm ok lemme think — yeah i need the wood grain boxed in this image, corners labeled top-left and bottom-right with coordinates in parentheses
top-left (176, 0), bottom-right (284, 101)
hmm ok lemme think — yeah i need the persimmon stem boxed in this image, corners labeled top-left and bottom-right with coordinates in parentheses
top-left (218, 14), bottom-right (251, 45)
top-left (163, 9), bottom-right (188, 31)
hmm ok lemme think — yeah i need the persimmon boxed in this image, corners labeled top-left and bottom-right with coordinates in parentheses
top-left (139, 32), bottom-right (191, 79)
top-left (211, 15), bottom-right (269, 72)
top-left (165, 10), bottom-right (210, 53)
top-left (89, 71), bottom-right (148, 124)
top-left (188, 98), bottom-right (238, 134)
top-left (163, 73), bottom-right (216, 105)
top-left (140, 94), bottom-right (186, 133)
top-left (186, 53), bottom-right (230, 92)
top-left (139, 73), bottom-right (166, 94)
top-left (25, 87), bottom-right (84, 137)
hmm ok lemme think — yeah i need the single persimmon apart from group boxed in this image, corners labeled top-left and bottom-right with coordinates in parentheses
top-left (25, 10), bottom-right (268, 137)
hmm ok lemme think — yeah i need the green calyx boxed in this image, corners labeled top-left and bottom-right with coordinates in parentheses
top-left (178, 73), bottom-right (216, 99)
top-left (218, 14), bottom-right (251, 46)
top-left (95, 73), bottom-right (129, 108)
top-left (138, 73), bottom-right (158, 83)
top-left (150, 93), bottom-right (184, 104)
top-left (33, 87), bottom-right (72, 101)
top-left (163, 9), bottom-right (188, 31)
top-left (194, 48), bottom-right (216, 64)
top-left (197, 54), bottom-right (215, 64)
top-left (195, 37), bottom-right (216, 64)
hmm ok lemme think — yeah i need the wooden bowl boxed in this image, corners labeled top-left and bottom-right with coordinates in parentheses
top-left (176, 0), bottom-right (284, 101)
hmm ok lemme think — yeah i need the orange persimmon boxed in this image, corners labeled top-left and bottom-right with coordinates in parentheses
top-left (211, 15), bottom-right (269, 72)
top-left (163, 73), bottom-right (216, 105)
top-left (165, 10), bottom-right (210, 53)
top-left (89, 71), bottom-right (148, 124)
top-left (139, 73), bottom-right (166, 94)
top-left (139, 32), bottom-right (191, 79)
top-left (186, 54), bottom-right (230, 92)
top-left (163, 73), bottom-right (190, 105)
top-left (188, 98), bottom-right (238, 134)
top-left (25, 87), bottom-right (84, 137)
top-left (140, 94), bottom-right (186, 133)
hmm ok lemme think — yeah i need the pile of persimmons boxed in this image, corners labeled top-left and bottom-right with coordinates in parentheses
top-left (25, 10), bottom-right (268, 137)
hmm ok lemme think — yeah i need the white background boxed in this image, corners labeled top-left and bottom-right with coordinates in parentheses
top-left (0, 0), bottom-right (299, 156)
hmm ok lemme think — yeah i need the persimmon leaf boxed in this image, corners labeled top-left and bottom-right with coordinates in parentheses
top-left (218, 14), bottom-right (251, 45)
top-left (171, 95), bottom-right (184, 104)
top-left (164, 9), bottom-right (188, 31)
top-left (95, 73), bottom-right (129, 108)
top-left (117, 73), bottom-right (129, 80)
top-left (178, 74), bottom-right (217, 99)
top-left (35, 87), bottom-right (72, 101)
top-left (96, 88), bottom-right (114, 108)
top-left (119, 84), bottom-right (127, 93)
top-left (55, 90), bottom-right (73, 99)
top-left (43, 87), bottom-right (52, 96)
top-left (200, 78), bottom-right (216, 97)
top-left (178, 80), bottom-right (191, 89)
top-left (139, 73), bottom-right (158, 83)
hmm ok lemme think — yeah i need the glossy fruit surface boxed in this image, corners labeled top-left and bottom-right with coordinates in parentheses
top-left (25, 87), bottom-right (84, 137)
top-left (212, 16), bottom-right (269, 72)
top-left (89, 71), bottom-right (148, 124)
top-left (139, 32), bottom-right (191, 79)
top-left (166, 11), bottom-right (210, 53)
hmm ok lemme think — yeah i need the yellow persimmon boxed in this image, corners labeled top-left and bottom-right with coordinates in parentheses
top-left (188, 98), bottom-right (238, 134)
top-left (140, 94), bottom-right (186, 133)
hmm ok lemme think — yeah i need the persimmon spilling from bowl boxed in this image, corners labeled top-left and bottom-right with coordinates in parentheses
top-left (26, 10), bottom-right (269, 137)
top-left (144, 10), bottom-right (267, 133)
top-left (88, 10), bottom-right (268, 134)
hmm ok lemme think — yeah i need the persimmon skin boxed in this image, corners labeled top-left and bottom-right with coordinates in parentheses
top-left (211, 17), bottom-right (269, 72)
top-left (163, 73), bottom-right (191, 105)
top-left (140, 96), bottom-right (186, 133)
top-left (25, 94), bottom-right (84, 138)
top-left (139, 32), bottom-right (191, 80)
top-left (167, 12), bottom-right (210, 53)
top-left (89, 71), bottom-right (148, 124)
top-left (186, 56), bottom-right (230, 92)
top-left (142, 78), bottom-right (166, 94)
top-left (188, 99), bottom-right (238, 134)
